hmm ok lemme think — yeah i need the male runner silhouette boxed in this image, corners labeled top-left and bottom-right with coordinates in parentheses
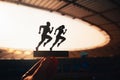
top-left (50, 25), bottom-right (67, 51)
top-left (36, 22), bottom-right (53, 51)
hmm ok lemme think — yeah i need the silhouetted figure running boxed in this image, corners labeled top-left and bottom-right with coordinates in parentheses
top-left (36, 22), bottom-right (53, 51)
top-left (50, 25), bottom-right (67, 51)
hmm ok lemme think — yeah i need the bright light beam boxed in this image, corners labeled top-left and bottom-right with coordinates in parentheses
top-left (0, 1), bottom-right (110, 51)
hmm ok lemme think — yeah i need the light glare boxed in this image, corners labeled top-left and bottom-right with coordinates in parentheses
top-left (0, 1), bottom-right (110, 51)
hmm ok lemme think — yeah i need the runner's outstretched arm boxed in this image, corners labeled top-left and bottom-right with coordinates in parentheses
top-left (49, 27), bottom-right (54, 34)
top-left (38, 26), bottom-right (43, 34)
top-left (54, 29), bottom-right (58, 35)
top-left (63, 29), bottom-right (67, 35)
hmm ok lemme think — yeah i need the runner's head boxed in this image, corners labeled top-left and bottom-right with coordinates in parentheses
top-left (46, 21), bottom-right (50, 26)
top-left (61, 25), bottom-right (65, 29)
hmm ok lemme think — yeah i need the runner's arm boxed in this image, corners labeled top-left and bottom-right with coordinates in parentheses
top-left (63, 29), bottom-right (67, 35)
top-left (49, 27), bottom-right (54, 34)
top-left (54, 29), bottom-right (58, 35)
top-left (39, 26), bottom-right (43, 34)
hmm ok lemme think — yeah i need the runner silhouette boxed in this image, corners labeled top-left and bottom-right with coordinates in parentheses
top-left (36, 22), bottom-right (53, 51)
top-left (50, 25), bottom-right (67, 51)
